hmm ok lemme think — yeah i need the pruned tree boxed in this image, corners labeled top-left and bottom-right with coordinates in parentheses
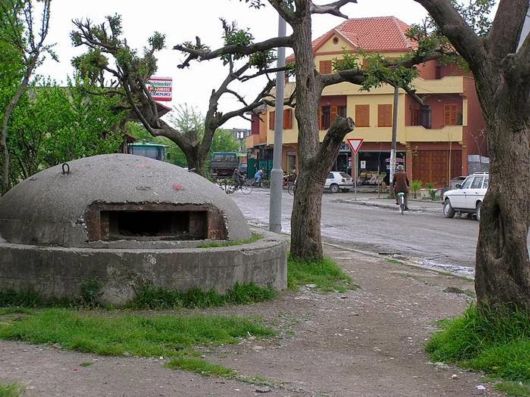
top-left (413, 0), bottom-right (530, 311)
top-left (0, 0), bottom-right (55, 193)
top-left (175, 1), bottom-right (358, 260)
top-left (71, 15), bottom-right (279, 176)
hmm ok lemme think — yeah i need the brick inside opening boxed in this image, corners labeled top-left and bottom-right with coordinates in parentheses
top-left (101, 210), bottom-right (207, 240)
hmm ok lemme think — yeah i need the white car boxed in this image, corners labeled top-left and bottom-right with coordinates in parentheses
top-left (325, 171), bottom-right (354, 193)
top-left (442, 172), bottom-right (489, 221)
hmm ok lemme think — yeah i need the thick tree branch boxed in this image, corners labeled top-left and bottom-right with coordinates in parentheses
top-left (488, 0), bottom-right (529, 59)
top-left (174, 35), bottom-right (293, 68)
top-left (309, 0), bottom-right (357, 19)
top-left (317, 116), bottom-right (355, 168)
top-left (414, 0), bottom-right (486, 75)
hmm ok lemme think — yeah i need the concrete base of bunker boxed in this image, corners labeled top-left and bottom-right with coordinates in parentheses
top-left (0, 230), bottom-right (288, 306)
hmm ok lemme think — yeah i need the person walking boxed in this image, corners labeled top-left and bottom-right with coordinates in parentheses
top-left (393, 165), bottom-right (410, 210)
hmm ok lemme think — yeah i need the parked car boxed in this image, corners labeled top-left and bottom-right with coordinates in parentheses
top-left (448, 176), bottom-right (467, 190)
top-left (325, 171), bottom-right (353, 193)
top-left (442, 172), bottom-right (489, 221)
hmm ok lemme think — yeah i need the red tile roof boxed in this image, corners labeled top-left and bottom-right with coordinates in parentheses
top-left (329, 16), bottom-right (416, 52)
top-left (287, 16), bottom-right (416, 61)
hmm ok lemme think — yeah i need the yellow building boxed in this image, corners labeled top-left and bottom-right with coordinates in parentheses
top-left (246, 16), bottom-right (487, 187)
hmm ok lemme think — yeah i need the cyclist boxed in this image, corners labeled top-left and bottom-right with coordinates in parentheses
top-left (393, 165), bottom-right (409, 210)
top-left (233, 168), bottom-right (244, 190)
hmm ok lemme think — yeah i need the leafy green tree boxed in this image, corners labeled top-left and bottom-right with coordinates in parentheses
top-left (8, 78), bottom-right (126, 181)
top-left (0, 0), bottom-right (54, 193)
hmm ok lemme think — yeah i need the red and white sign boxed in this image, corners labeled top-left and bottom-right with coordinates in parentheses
top-left (147, 76), bottom-right (172, 102)
top-left (347, 138), bottom-right (364, 154)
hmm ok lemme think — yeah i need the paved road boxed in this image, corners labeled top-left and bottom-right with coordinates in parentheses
top-left (232, 189), bottom-right (515, 277)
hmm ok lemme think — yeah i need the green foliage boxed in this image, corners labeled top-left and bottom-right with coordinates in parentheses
top-left (332, 51), bottom-right (361, 72)
top-left (0, 383), bottom-right (24, 397)
top-left (0, 309), bottom-right (274, 358)
top-left (220, 19), bottom-right (254, 64)
top-left (7, 78), bottom-right (125, 181)
top-left (427, 305), bottom-right (530, 385)
top-left (287, 256), bottom-right (357, 293)
top-left (80, 279), bottom-right (103, 307)
top-left (211, 129), bottom-right (240, 154)
top-left (166, 356), bottom-right (237, 377)
top-left (249, 50), bottom-right (276, 69)
top-left (410, 180), bottom-right (422, 195)
top-left (129, 282), bottom-right (277, 310)
top-left (495, 381), bottom-right (530, 397)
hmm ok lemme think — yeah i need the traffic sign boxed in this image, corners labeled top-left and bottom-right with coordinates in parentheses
top-left (347, 138), bottom-right (364, 154)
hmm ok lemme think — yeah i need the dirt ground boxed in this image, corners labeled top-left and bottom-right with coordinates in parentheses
top-left (0, 243), bottom-right (504, 397)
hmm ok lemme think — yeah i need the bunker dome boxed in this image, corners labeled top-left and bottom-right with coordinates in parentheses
top-left (0, 155), bottom-right (287, 305)
top-left (0, 154), bottom-right (251, 247)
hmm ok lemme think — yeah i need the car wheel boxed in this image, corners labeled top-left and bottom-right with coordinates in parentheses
top-left (476, 201), bottom-right (482, 222)
top-left (330, 184), bottom-right (339, 193)
top-left (443, 199), bottom-right (455, 218)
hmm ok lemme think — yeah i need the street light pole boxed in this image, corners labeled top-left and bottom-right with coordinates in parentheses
top-left (269, 14), bottom-right (286, 233)
top-left (389, 85), bottom-right (399, 186)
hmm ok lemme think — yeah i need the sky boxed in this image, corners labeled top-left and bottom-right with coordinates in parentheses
top-left (40, 0), bottom-right (430, 129)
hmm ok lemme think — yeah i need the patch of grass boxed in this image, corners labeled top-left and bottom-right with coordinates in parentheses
top-left (166, 356), bottom-right (236, 377)
top-left (0, 383), bottom-right (24, 397)
top-left (129, 282), bottom-right (277, 309)
top-left (197, 233), bottom-right (262, 248)
top-left (496, 381), bottom-right (530, 397)
top-left (287, 256), bottom-right (356, 293)
top-left (385, 258), bottom-right (402, 265)
top-left (79, 362), bottom-right (93, 367)
top-left (427, 305), bottom-right (530, 386)
top-left (0, 308), bottom-right (275, 358)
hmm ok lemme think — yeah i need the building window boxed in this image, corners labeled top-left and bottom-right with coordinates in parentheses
top-left (320, 105), bottom-right (331, 129)
top-left (268, 110), bottom-right (275, 130)
top-left (355, 105), bottom-right (370, 127)
top-left (338, 105), bottom-right (347, 117)
top-left (319, 60), bottom-right (332, 74)
top-left (444, 104), bottom-right (461, 126)
top-left (283, 108), bottom-right (293, 129)
top-left (377, 104), bottom-right (393, 127)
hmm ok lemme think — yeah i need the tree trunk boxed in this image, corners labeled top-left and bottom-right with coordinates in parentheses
top-left (181, 145), bottom-right (208, 176)
top-left (475, 121), bottom-right (530, 310)
top-left (289, 9), bottom-right (325, 260)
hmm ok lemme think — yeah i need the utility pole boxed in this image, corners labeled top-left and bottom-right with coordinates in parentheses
top-left (269, 14), bottom-right (286, 233)
top-left (389, 85), bottom-right (399, 186)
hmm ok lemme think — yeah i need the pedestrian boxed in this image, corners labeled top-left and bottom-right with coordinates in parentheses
top-left (254, 169), bottom-right (264, 187)
top-left (393, 164), bottom-right (410, 210)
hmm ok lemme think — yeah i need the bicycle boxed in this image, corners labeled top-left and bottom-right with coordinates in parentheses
top-left (287, 180), bottom-right (296, 196)
top-left (225, 178), bottom-right (253, 195)
top-left (397, 192), bottom-right (406, 215)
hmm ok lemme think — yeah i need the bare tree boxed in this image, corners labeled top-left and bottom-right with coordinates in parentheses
top-left (0, 0), bottom-right (54, 193)
top-left (71, 16), bottom-right (280, 176)
top-left (415, 0), bottom-right (530, 311)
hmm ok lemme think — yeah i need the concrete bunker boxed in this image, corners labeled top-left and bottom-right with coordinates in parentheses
top-left (0, 154), bottom-right (287, 305)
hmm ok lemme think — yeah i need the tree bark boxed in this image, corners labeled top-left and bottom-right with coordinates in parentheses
top-left (475, 104), bottom-right (530, 310)
top-left (289, 8), bottom-right (324, 260)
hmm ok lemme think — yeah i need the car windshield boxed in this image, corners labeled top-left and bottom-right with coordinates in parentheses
top-left (461, 177), bottom-right (473, 189)
top-left (339, 172), bottom-right (351, 178)
top-left (483, 177), bottom-right (489, 189)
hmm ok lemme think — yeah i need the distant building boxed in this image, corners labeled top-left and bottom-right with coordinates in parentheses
top-left (246, 16), bottom-right (488, 187)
